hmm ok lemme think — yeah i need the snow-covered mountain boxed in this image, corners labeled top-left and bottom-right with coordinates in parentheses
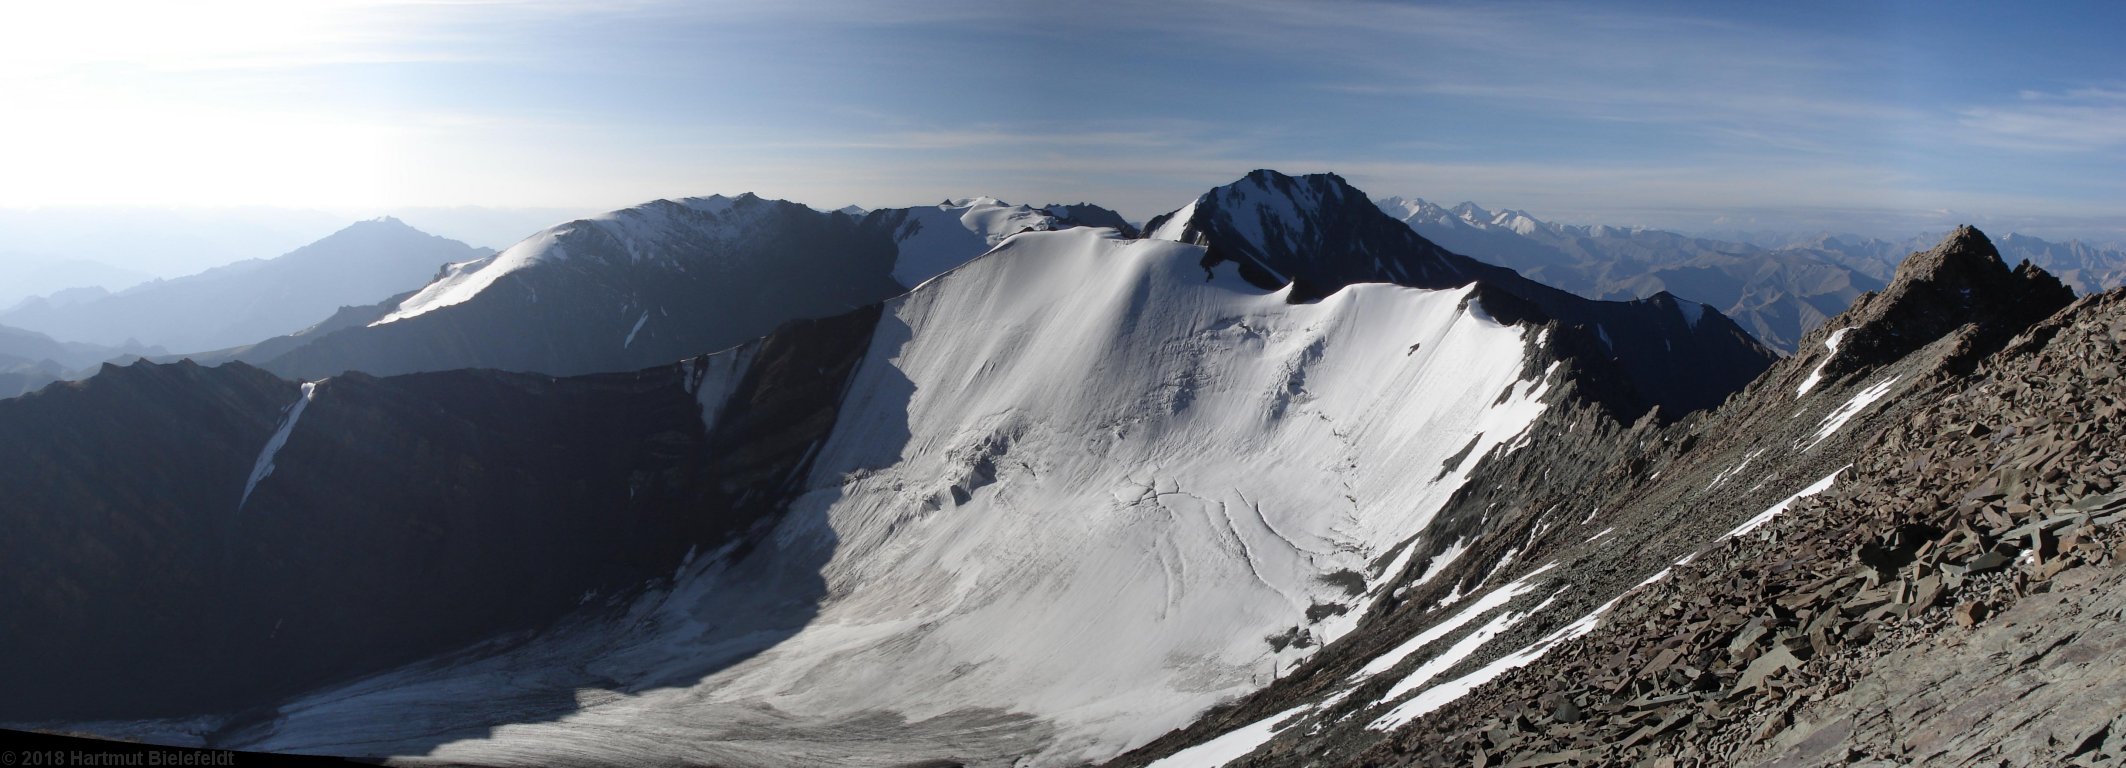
top-left (1, 172), bottom-right (1777, 766)
top-left (206, 195), bottom-right (1131, 381)
top-left (0, 218), bottom-right (491, 353)
top-left (3, 223), bottom-right (1569, 765)
top-left (1154, 171), bottom-right (1776, 420)
top-left (858, 196), bottom-right (1138, 288)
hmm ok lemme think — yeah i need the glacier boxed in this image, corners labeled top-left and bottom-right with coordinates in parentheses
top-left (229, 227), bottom-right (1559, 767)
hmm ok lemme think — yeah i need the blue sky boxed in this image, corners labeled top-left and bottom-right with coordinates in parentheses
top-left (2, 0), bottom-right (2121, 239)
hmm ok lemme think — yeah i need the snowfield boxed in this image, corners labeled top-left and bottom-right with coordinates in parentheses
top-left (372, 196), bottom-right (758, 326)
top-left (886, 197), bottom-right (1065, 288)
top-left (239, 228), bottom-right (1558, 767)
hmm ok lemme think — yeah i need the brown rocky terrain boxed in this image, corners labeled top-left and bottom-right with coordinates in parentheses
top-left (1360, 290), bottom-right (2126, 767)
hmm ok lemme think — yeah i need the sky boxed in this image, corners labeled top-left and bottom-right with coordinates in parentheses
top-left (1, 0), bottom-right (2122, 245)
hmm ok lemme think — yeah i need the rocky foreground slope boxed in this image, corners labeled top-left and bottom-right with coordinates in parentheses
top-left (1114, 229), bottom-right (2123, 767)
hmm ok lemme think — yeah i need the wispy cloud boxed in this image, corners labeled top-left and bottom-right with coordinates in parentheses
top-left (1163, 0), bottom-right (1902, 144)
top-left (772, 128), bottom-right (1189, 152)
top-left (1957, 88), bottom-right (2126, 152)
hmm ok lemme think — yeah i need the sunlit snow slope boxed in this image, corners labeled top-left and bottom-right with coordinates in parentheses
top-left (243, 228), bottom-right (1557, 767)
top-left (870, 197), bottom-right (1065, 288)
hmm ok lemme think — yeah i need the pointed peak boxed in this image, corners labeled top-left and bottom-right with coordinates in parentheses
top-left (1809, 224), bottom-right (2074, 380)
top-left (343, 215), bottom-right (417, 233)
top-left (1893, 225), bottom-right (2002, 282)
top-left (1143, 169), bottom-right (1481, 301)
top-left (318, 216), bottom-right (436, 245)
top-left (943, 196), bottom-right (1010, 209)
top-left (1450, 201), bottom-right (1493, 221)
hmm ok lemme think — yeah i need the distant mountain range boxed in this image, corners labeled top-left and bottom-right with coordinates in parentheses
top-left (0, 324), bottom-right (163, 398)
top-left (1377, 197), bottom-right (2126, 353)
top-left (0, 218), bottom-right (492, 354)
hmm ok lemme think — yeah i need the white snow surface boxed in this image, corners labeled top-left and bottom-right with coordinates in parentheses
top-left (1807, 375), bottom-right (1901, 449)
top-left (681, 347), bottom-right (756, 435)
top-left (1795, 327), bottom-right (1852, 396)
top-left (888, 197), bottom-right (1064, 288)
top-left (1368, 591), bottom-right (1615, 731)
top-left (1143, 704), bottom-right (1311, 768)
top-left (1724, 467), bottom-right (1848, 539)
top-left (1356, 563), bottom-right (1555, 681)
top-left (623, 311), bottom-right (649, 348)
top-left (239, 380), bottom-right (317, 509)
top-left (1146, 200), bottom-right (1198, 243)
top-left (1675, 298), bottom-right (1706, 329)
top-left (244, 228), bottom-right (1557, 767)
top-left (372, 196), bottom-right (758, 326)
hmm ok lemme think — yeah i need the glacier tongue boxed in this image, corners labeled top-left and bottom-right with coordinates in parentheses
top-left (248, 229), bottom-right (1556, 767)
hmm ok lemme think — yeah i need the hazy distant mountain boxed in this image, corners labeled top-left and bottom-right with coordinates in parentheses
top-left (0, 206), bottom-right (351, 285)
top-left (0, 218), bottom-right (492, 353)
top-left (0, 259), bottom-right (155, 309)
top-left (0, 324), bottom-right (162, 397)
top-left (1379, 197), bottom-right (1886, 353)
top-left (1700, 230), bottom-right (2126, 296)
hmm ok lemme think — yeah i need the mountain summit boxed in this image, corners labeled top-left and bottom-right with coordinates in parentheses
top-left (1788, 225), bottom-right (2074, 395)
top-left (1151, 170), bottom-right (1778, 421)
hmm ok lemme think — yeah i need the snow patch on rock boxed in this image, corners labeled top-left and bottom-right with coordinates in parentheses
top-left (240, 380), bottom-right (318, 509)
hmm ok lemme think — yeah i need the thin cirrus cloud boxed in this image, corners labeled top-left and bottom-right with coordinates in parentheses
top-left (0, 0), bottom-right (2119, 240)
top-left (1958, 88), bottom-right (2126, 153)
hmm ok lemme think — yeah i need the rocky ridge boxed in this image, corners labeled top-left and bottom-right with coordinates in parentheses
top-left (1359, 288), bottom-right (2126, 768)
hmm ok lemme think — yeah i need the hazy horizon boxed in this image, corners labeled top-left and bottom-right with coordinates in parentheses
top-left (0, 186), bottom-right (2118, 306)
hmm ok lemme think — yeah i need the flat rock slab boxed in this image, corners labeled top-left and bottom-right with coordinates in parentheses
top-left (1751, 563), bottom-right (2126, 767)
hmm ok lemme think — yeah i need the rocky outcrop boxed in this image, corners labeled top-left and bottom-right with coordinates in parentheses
top-left (1817, 225), bottom-right (2074, 381)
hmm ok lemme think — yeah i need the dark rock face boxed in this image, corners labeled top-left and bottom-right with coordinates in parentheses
top-left (1042, 203), bottom-right (1140, 238)
top-left (1150, 170), bottom-right (1778, 421)
top-left (1822, 225), bottom-right (2075, 378)
top-left (247, 196), bottom-right (903, 381)
top-left (0, 305), bottom-right (883, 722)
